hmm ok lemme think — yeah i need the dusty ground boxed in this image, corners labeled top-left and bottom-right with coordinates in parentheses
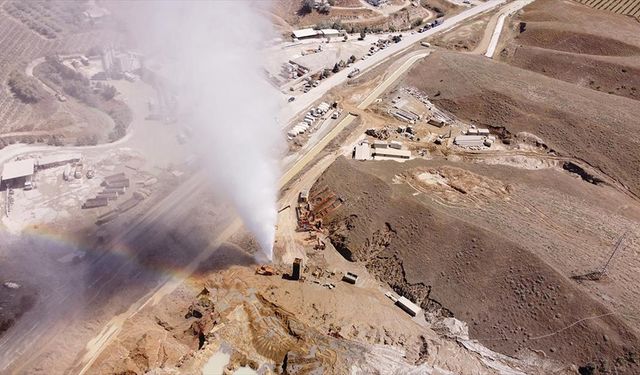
top-left (498, 0), bottom-right (640, 101)
top-left (432, 9), bottom-right (493, 51)
top-left (315, 156), bottom-right (640, 373)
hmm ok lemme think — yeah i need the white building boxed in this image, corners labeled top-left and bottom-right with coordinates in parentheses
top-left (354, 141), bottom-right (371, 160)
top-left (1, 159), bottom-right (35, 189)
top-left (292, 28), bottom-right (320, 40)
top-left (372, 147), bottom-right (411, 160)
top-left (321, 29), bottom-right (343, 38)
top-left (454, 135), bottom-right (485, 147)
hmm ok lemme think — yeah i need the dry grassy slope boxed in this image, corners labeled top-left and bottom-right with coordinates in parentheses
top-left (499, 0), bottom-right (640, 101)
top-left (407, 50), bottom-right (640, 197)
top-left (506, 47), bottom-right (640, 100)
top-left (315, 157), bottom-right (640, 372)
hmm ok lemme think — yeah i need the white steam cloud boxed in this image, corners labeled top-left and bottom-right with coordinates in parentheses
top-left (126, 1), bottom-right (283, 260)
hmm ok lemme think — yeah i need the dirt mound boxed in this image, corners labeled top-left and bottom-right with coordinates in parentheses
top-left (514, 28), bottom-right (640, 56)
top-left (407, 50), bottom-right (640, 198)
top-left (399, 166), bottom-right (510, 204)
top-left (507, 46), bottom-right (640, 100)
top-left (315, 157), bottom-right (640, 372)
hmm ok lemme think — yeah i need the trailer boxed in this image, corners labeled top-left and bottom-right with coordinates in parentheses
top-left (83, 198), bottom-right (109, 209)
top-left (96, 192), bottom-right (119, 201)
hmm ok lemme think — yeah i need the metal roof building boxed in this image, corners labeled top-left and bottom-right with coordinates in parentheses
top-left (292, 28), bottom-right (319, 39)
top-left (2, 159), bottom-right (35, 182)
top-left (372, 147), bottom-right (411, 160)
top-left (454, 135), bottom-right (485, 147)
top-left (321, 29), bottom-right (342, 37)
top-left (354, 141), bottom-right (372, 160)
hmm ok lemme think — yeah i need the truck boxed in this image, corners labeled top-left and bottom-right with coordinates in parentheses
top-left (421, 41), bottom-right (431, 48)
top-left (347, 68), bottom-right (360, 79)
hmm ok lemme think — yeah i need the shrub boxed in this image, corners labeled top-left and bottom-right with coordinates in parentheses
top-left (7, 71), bottom-right (42, 103)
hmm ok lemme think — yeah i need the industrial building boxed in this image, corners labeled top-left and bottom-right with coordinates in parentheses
top-left (392, 108), bottom-right (420, 124)
top-left (1, 159), bottom-right (35, 189)
top-left (354, 141), bottom-right (371, 160)
top-left (372, 147), bottom-right (411, 160)
top-left (396, 296), bottom-right (421, 317)
top-left (428, 118), bottom-right (446, 127)
top-left (320, 29), bottom-right (342, 38)
top-left (292, 28), bottom-right (319, 39)
top-left (454, 134), bottom-right (496, 148)
top-left (354, 140), bottom-right (411, 161)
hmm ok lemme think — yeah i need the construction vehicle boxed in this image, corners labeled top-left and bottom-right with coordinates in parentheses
top-left (256, 265), bottom-right (277, 276)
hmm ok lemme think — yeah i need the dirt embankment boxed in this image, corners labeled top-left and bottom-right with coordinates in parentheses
top-left (314, 157), bottom-right (640, 373)
top-left (406, 50), bottom-right (640, 198)
top-left (498, 0), bottom-right (640, 101)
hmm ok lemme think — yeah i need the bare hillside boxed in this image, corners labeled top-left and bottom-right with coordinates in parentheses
top-left (499, 0), bottom-right (640, 101)
top-left (314, 157), bottom-right (640, 373)
top-left (407, 50), bottom-right (640, 198)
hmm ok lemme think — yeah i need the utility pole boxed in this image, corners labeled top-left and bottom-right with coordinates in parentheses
top-left (599, 230), bottom-right (629, 278)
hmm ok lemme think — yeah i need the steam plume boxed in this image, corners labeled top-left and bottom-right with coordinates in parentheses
top-left (127, 1), bottom-right (283, 260)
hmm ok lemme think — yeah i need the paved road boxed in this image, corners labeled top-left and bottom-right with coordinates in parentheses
top-left (485, 0), bottom-right (535, 58)
top-left (278, 0), bottom-right (506, 124)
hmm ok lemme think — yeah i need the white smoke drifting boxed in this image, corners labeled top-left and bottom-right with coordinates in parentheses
top-left (127, 1), bottom-right (283, 260)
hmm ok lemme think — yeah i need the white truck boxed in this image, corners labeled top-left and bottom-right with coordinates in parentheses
top-left (347, 68), bottom-right (360, 79)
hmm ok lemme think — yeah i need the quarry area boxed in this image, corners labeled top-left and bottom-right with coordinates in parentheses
top-left (1, 0), bottom-right (640, 375)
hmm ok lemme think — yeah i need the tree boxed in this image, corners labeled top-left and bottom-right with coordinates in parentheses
top-left (318, 3), bottom-right (331, 14)
top-left (359, 30), bottom-right (366, 40)
top-left (299, 0), bottom-right (314, 15)
top-left (343, 35), bottom-right (348, 42)
top-left (349, 55), bottom-right (356, 63)
top-left (101, 85), bottom-right (117, 100)
top-left (332, 63), bottom-right (340, 74)
top-left (7, 71), bottom-right (42, 103)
